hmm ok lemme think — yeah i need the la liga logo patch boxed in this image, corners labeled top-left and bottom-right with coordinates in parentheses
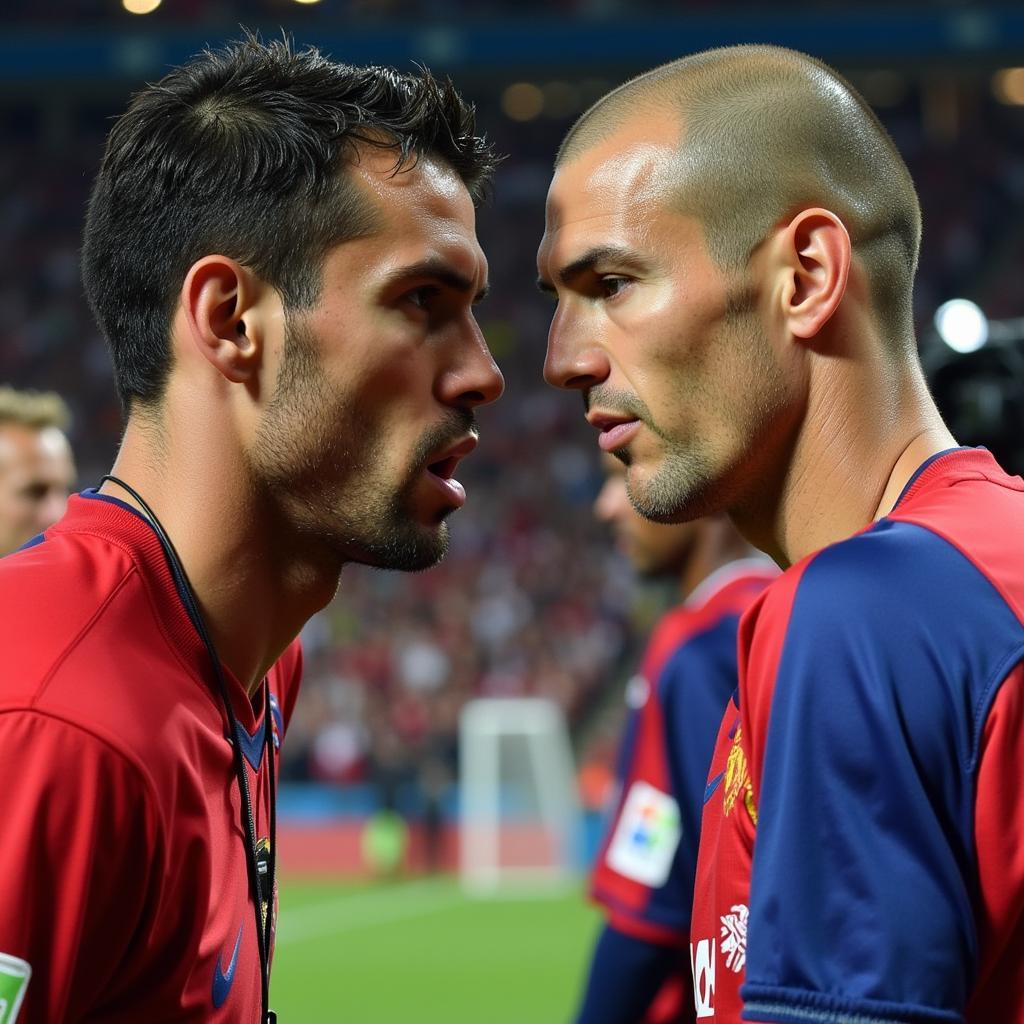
top-left (606, 781), bottom-right (681, 886)
top-left (0, 953), bottom-right (31, 1024)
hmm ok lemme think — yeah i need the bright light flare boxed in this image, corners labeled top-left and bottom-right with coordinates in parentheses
top-left (935, 299), bottom-right (989, 354)
top-left (122, 0), bottom-right (161, 12)
top-left (502, 83), bottom-right (544, 122)
top-left (993, 68), bottom-right (1024, 106)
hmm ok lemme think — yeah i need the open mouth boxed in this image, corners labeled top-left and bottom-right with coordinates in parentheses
top-left (428, 456), bottom-right (459, 480)
top-left (598, 419), bottom-right (640, 452)
top-left (420, 434), bottom-right (477, 510)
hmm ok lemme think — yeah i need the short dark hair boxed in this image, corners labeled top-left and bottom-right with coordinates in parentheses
top-left (559, 45), bottom-right (922, 349)
top-left (82, 34), bottom-right (497, 412)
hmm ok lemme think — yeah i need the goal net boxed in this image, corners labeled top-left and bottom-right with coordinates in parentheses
top-left (458, 697), bottom-right (582, 894)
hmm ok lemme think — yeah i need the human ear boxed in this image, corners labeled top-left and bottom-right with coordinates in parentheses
top-left (181, 255), bottom-right (262, 385)
top-left (776, 208), bottom-right (851, 341)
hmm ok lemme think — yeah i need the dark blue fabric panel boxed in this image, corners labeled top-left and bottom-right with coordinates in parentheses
top-left (11, 533), bottom-right (45, 554)
top-left (743, 520), bottom-right (1024, 1020)
top-left (575, 923), bottom-right (681, 1024)
top-left (79, 486), bottom-right (149, 523)
top-left (892, 447), bottom-right (971, 508)
top-left (236, 719), bottom-right (266, 773)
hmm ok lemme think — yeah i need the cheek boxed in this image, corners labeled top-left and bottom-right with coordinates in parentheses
top-left (712, 319), bottom-right (792, 449)
top-left (343, 370), bottom-right (433, 470)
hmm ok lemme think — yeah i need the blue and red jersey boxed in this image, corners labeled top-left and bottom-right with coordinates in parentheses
top-left (582, 561), bottom-right (776, 1023)
top-left (0, 492), bottom-right (302, 1022)
top-left (691, 448), bottom-right (1024, 1022)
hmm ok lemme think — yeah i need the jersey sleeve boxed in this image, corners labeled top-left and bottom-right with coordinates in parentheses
top-left (590, 671), bottom-right (687, 945)
top-left (574, 923), bottom-right (693, 1024)
top-left (591, 617), bottom-right (741, 944)
top-left (0, 710), bottom-right (162, 1023)
top-left (739, 520), bottom-right (1024, 1023)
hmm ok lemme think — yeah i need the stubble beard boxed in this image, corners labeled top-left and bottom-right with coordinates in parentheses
top-left (620, 295), bottom-right (784, 525)
top-left (623, 436), bottom-right (720, 524)
top-left (249, 317), bottom-right (463, 574)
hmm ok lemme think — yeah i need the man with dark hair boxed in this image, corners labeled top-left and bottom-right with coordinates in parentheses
top-left (0, 36), bottom-right (502, 1023)
top-left (540, 44), bottom-right (1024, 1023)
top-left (0, 387), bottom-right (76, 556)
top-left (577, 455), bottom-right (774, 1024)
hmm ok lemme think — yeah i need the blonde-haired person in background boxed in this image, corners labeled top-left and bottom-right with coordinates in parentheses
top-left (0, 386), bottom-right (75, 556)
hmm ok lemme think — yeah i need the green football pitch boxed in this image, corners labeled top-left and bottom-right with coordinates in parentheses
top-left (270, 876), bottom-right (601, 1023)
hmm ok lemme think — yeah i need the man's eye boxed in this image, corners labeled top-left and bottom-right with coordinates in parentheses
top-left (406, 285), bottom-right (441, 311)
top-left (600, 276), bottom-right (630, 299)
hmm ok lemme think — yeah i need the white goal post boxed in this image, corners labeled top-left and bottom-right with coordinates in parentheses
top-left (458, 697), bottom-right (583, 894)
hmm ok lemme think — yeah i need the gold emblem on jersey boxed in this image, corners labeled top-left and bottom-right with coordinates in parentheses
top-left (723, 726), bottom-right (758, 825)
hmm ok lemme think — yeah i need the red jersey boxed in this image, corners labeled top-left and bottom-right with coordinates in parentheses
top-left (593, 562), bottom-right (778, 944)
top-left (691, 448), bottom-right (1024, 1022)
top-left (0, 491), bottom-right (302, 1022)
top-left (580, 561), bottom-right (775, 1024)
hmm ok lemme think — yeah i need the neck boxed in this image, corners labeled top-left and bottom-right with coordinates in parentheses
top-left (732, 347), bottom-right (955, 569)
top-left (103, 406), bottom-right (342, 695)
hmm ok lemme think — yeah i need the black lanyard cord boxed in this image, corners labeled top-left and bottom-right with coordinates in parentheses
top-left (101, 476), bottom-right (276, 1023)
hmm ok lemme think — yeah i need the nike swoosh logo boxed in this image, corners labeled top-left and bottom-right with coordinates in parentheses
top-left (212, 922), bottom-right (244, 1009)
top-left (704, 772), bottom-right (725, 804)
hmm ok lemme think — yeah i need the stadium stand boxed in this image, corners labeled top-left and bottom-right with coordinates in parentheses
top-left (2, 5), bottom-right (1023, 872)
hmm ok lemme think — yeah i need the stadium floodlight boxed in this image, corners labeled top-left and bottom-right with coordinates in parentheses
top-left (935, 298), bottom-right (989, 354)
top-left (458, 697), bottom-right (582, 895)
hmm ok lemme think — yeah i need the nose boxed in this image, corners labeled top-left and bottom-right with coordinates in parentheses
top-left (593, 477), bottom-right (617, 523)
top-left (443, 320), bottom-right (505, 409)
top-left (543, 308), bottom-right (611, 392)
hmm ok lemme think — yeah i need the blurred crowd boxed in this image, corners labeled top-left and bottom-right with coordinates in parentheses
top-left (2, 66), bottom-right (1023, 814)
top-left (0, 0), bottom-right (994, 29)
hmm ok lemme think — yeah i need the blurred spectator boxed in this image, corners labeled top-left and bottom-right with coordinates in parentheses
top-left (574, 454), bottom-right (776, 1024)
top-left (0, 386), bottom-right (75, 555)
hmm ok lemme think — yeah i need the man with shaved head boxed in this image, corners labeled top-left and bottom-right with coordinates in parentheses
top-left (540, 45), bottom-right (1024, 1023)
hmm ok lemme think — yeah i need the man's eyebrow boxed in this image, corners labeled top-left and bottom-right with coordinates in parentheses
top-left (385, 258), bottom-right (489, 303)
top-left (536, 244), bottom-right (652, 295)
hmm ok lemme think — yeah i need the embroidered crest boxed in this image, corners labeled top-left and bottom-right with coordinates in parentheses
top-left (719, 904), bottom-right (749, 973)
top-left (723, 726), bottom-right (758, 825)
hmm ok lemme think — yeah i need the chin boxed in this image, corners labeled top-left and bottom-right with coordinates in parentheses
top-left (628, 451), bottom-right (721, 523)
top-left (348, 518), bottom-right (450, 573)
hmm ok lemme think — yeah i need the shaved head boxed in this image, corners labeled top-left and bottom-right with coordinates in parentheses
top-left (558, 45), bottom-right (922, 347)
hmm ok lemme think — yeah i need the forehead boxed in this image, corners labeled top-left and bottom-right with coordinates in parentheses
top-left (339, 148), bottom-right (486, 278)
top-left (0, 424), bottom-right (71, 474)
top-left (540, 118), bottom-right (683, 261)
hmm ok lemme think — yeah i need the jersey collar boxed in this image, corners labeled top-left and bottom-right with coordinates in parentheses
top-left (56, 489), bottom-right (266, 733)
top-left (893, 446), bottom-right (1011, 511)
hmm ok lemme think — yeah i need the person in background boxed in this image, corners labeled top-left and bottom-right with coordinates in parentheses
top-left (0, 386), bottom-right (75, 556)
top-left (575, 453), bottom-right (775, 1024)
